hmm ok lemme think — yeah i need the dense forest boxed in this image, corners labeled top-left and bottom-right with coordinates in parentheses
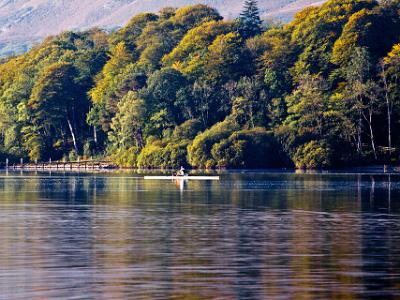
top-left (0, 0), bottom-right (400, 169)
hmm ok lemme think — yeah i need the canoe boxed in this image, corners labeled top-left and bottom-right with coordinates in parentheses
top-left (144, 176), bottom-right (220, 180)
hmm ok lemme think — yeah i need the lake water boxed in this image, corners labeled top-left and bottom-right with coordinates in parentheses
top-left (0, 170), bottom-right (399, 299)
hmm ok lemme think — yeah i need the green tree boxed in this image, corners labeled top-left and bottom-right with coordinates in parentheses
top-left (211, 128), bottom-right (284, 168)
top-left (280, 75), bottom-right (329, 146)
top-left (88, 42), bottom-right (132, 132)
top-left (142, 68), bottom-right (188, 134)
top-left (110, 13), bottom-right (159, 52)
top-left (381, 44), bottom-right (400, 156)
top-left (290, 0), bottom-right (377, 78)
top-left (343, 47), bottom-right (379, 159)
top-left (188, 118), bottom-right (239, 168)
top-left (162, 20), bottom-right (233, 77)
top-left (109, 91), bottom-right (146, 150)
top-left (332, 4), bottom-right (400, 67)
top-left (26, 62), bottom-right (81, 159)
top-left (231, 76), bottom-right (268, 128)
top-left (237, 0), bottom-right (263, 39)
top-left (1, 3), bottom-right (400, 169)
top-left (172, 4), bottom-right (222, 30)
top-left (204, 32), bottom-right (252, 83)
top-left (276, 73), bottom-right (354, 166)
top-left (293, 140), bottom-right (333, 169)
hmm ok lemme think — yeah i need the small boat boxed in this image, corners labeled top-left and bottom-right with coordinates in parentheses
top-left (144, 175), bottom-right (220, 180)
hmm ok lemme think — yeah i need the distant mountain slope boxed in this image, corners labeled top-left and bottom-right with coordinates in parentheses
top-left (0, 0), bottom-right (323, 57)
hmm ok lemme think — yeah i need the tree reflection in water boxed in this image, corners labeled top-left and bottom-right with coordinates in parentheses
top-left (0, 171), bottom-right (399, 299)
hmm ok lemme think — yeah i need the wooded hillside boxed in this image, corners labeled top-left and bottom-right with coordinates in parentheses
top-left (0, 0), bottom-right (399, 169)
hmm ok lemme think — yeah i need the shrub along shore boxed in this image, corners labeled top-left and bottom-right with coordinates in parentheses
top-left (0, 0), bottom-right (400, 169)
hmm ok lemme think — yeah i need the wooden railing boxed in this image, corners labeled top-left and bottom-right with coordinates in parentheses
top-left (5, 160), bottom-right (118, 170)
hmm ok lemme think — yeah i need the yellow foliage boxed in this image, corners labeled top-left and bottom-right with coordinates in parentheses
top-left (162, 20), bottom-right (233, 69)
top-left (384, 44), bottom-right (400, 65)
top-left (331, 8), bottom-right (374, 65)
top-left (89, 42), bottom-right (131, 104)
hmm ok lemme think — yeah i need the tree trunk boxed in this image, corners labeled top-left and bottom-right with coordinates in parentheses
top-left (249, 103), bottom-right (255, 129)
top-left (357, 111), bottom-right (362, 155)
top-left (367, 110), bottom-right (377, 160)
top-left (381, 64), bottom-right (392, 157)
top-left (387, 97), bottom-right (392, 156)
top-left (200, 100), bottom-right (209, 127)
top-left (93, 126), bottom-right (98, 144)
top-left (135, 129), bottom-right (144, 149)
top-left (67, 118), bottom-right (78, 153)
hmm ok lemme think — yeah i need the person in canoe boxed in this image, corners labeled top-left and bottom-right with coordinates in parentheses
top-left (175, 166), bottom-right (187, 177)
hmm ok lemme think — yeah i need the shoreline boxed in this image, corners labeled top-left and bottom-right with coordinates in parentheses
top-left (0, 164), bottom-right (400, 174)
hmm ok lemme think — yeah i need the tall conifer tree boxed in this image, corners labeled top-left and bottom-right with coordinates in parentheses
top-left (237, 0), bottom-right (262, 39)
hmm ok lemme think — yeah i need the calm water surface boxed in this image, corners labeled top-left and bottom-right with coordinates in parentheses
top-left (0, 170), bottom-right (399, 299)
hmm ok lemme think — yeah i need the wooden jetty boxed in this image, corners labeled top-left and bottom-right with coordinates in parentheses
top-left (6, 160), bottom-right (118, 171)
